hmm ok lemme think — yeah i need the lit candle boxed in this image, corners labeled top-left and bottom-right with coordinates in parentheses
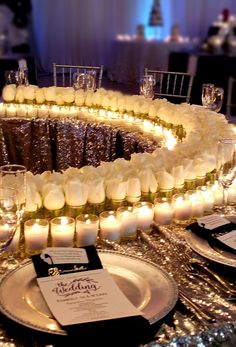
top-left (50, 216), bottom-right (75, 247)
top-left (6, 104), bottom-right (16, 117)
top-left (154, 197), bottom-right (174, 225)
top-left (50, 105), bottom-right (59, 118)
top-left (116, 206), bottom-right (138, 239)
top-left (27, 105), bottom-right (38, 117)
top-left (0, 103), bottom-right (6, 117)
top-left (17, 104), bottom-right (27, 117)
top-left (185, 190), bottom-right (204, 218)
top-left (172, 193), bottom-right (192, 222)
top-left (99, 211), bottom-right (121, 242)
top-left (207, 181), bottom-right (223, 207)
top-left (76, 214), bottom-right (99, 247)
top-left (133, 201), bottom-right (154, 231)
top-left (24, 219), bottom-right (49, 252)
top-left (197, 186), bottom-right (214, 213)
top-left (37, 104), bottom-right (48, 117)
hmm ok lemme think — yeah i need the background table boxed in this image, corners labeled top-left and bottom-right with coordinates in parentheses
top-left (107, 40), bottom-right (198, 84)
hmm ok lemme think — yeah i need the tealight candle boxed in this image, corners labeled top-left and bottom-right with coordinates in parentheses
top-left (133, 201), bottom-right (154, 231)
top-left (99, 211), bottom-right (121, 242)
top-left (172, 193), bottom-right (192, 222)
top-left (116, 206), bottom-right (138, 239)
top-left (154, 197), bottom-right (174, 225)
top-left (76, 214), bottom-right (99, 247)
top-left (50, 216), bottom-right (75, 247)
top-left (24, 219), bottom-right (49, 252)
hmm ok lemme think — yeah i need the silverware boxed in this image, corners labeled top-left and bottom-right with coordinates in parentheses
top-left (178, 288), bottom-right (216, 324)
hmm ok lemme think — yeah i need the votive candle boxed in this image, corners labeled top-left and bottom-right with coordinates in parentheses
top-left (116, 206), bottom-right (138, 239)
top-left (133, 201), bottom-right (154, 231)
top-left (99, 211), bottom-right (121, 242)
top-left (50, 216), bottom-right (75, 247)
top-left (24, 219), bottom-right (49, 252)
top-left (154, 197), bottom-right (174, 225)
top-left (76, 214), bottom-right (99, 247)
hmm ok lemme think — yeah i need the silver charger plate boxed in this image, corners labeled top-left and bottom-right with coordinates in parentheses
top-left (0, 250), bottom-right (178, 335)
top-left (185, 231), bottom-right (236, 268)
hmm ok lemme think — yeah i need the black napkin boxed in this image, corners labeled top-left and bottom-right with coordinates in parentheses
top-left (31, 245), bottom-right (103, 278)
top-left (186, 220), bottom-right (236, 254)
top-left (32, 247), bottom-right (153, 346)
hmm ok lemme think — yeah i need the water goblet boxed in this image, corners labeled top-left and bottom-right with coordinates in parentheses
top-left (17, 67), bottom-right (29, 86)
top-left (216, 138), bottom-right (236, 215)
top-left (139, 75), bottom-right (156, 99)
top-left (0, 186), bottom-right (19, 272)
top-left (85, 70), bottom-right (97, 91)
top-left (209, 87), bottom-right (224, 113)
top-left (0, 164), bottom-right (27, 269)
top-left (201, 83), bottom-right (214, 108)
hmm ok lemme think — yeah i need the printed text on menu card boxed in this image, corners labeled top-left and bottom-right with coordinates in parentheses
top-left (37, 269), bottom-right (141, 326)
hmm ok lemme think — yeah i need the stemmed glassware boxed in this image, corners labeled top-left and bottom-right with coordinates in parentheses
top-left (0, 187), bottom-right (19, 270)
top-left (0, 164), bottom-right (27, 269)
top-left (201, 84), bottom-right (224, 113)
top-left (216, 138), bottom-right (236, 215)
top-left (139, 75), bottom-right (156, 99)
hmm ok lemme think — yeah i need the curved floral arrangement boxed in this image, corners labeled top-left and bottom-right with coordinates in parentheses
top-left (2, 84), bottom-right (236, 213)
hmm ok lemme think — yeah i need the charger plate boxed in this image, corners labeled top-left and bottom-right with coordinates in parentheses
top-left (0, 250), bottom-right (178, 335)
top-left (185, 231), bottom-right (236, 268)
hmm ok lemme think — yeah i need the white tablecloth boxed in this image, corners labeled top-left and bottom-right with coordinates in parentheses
top-left (107, 39), bottom-right (198, 84)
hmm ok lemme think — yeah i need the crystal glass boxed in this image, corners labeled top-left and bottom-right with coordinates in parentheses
top-left (209, 87), bottom-right (224, 113)
top-left (17, 67), bottom-right (29, 86)
top-left (0, 165), bottom-right (27, 269)
top-left (216, 138), bottom-right (236, 214)
top-left (5, 70), bottom-right (18, 85)
top-left (139, 75), bottom-right (156, 99)
top-left (201, 83), bottom-right (215, 108)
top-left (85, 70), bottom-right (97, 91)
top-left (73, 72), bottom-right (86, 90)
top-left (0, 187), bottom-right (19, 271)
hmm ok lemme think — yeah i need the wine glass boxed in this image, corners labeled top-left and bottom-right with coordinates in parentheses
top-left (201, 83), bottom-right (215, 108)
top-left (139, 75), bottom-right (156, 99)
top-left (0, 164), bottom-right (27, 269)
top-left (17, 67), bottom-right (29, 86)
top-left (216, 138), bottom-right (236, 215)
top-left (0, 186), bottom-right (19, 272)
top-left (209, 87), bottom-right (224, 113)
top-left (85, 70), bottom-right (97, 91)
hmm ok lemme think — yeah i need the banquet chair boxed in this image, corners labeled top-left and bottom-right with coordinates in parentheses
top-left (226, 76), bottom-right (236, 116)
top-left (52, 63), bottom-right (104, 88)
top-left (144, 68), bottom-right (194, 103)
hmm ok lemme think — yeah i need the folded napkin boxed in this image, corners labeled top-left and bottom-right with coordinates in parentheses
top-left (31, 245), bottom-right (102, 277)
top-left (32, 247), bottom-right (153, 346)
top-left (186, 214), bottom-right (236, 254)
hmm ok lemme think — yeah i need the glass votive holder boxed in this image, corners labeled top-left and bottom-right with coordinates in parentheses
top-left (133, 201), bottom-right (154, 233)
top-left (116, 206), bottom-right (138, 240)
top-left (24, 219), bottom-right (49, 253)
top-left (185, 190), bottom-right (204, 218)
top-left (50, 216), bottom-right (75, 247)
top-left (99, 211), bottom-right (121, 243)
top-left (75, 214), bottom-right (99, 247)
top-left (172, 193), bottom-right (192, 223)
top-left (154, 197), bottom-right (174, 225)
top-left (206, 181), bottom-right (223, 207)
top-left (196, 186), bottom-right (214, 213)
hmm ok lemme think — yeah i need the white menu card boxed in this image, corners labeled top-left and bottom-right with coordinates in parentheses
top-left (37, 269), bottom-right (141, 326)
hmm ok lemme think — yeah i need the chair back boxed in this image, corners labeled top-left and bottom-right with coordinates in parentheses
top-left (52, 63), bottom-right (104, 89)
top-left (144, 68), bottom-right (194, 103)
top-left (226, 76), bottom-right (236, 116)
